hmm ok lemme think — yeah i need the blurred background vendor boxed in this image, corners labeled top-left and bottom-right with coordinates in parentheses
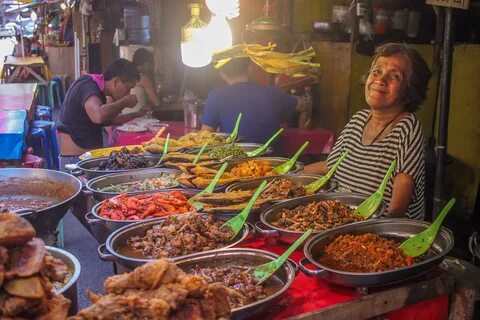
top-left (57, 59), bottom-right (144, 170)
top-left (304, 43), bottom-right (432, 220)
top-left (122, 48), bottom-right (161, 114)
top-left (201, 57), bottom-right (311, 144)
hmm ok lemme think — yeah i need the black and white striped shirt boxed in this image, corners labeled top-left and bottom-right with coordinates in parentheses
top-left (327, 109), bottom-right (425, 219)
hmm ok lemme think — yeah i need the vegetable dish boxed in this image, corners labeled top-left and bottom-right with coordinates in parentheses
top-left (98, 172), bottom-right (179, 193)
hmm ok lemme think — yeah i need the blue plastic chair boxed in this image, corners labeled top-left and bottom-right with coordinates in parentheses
top-left (34, 109), bottom-right (52, 121)
top-left (31, 120), bottom-right (59, 169)
top-left (29, 127), bottom-right (53, 169)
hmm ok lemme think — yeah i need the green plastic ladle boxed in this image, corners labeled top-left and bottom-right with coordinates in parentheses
top-left (188, 162), bottom-right (228, 210)
top-left (246, 128), bottom-right (284, 157)
top-left (273, 141), bottom-right (309, 175)
top-left (305, 150), bottom-right (348, 194)
top-left (252, 229), bottom-right (312, 285)
top-left (192, 142), bottom-right (208, 164)
top-left (400, 198), bottom-right (455, 257)
top-left (156, 133), bottom-right (170, 166)
top-left (226, 113), bottom-right (242, 143)
top-left (221, 180), bottom-right (267, 238)
top-left (354, 159), bottom-right (396, 219)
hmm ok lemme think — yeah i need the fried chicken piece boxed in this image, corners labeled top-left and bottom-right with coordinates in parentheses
top-left (69, 293), bottom-right (172, 320)
top-left (0, 245), bottom-right (9, 264)
top-left (7, 238), bottom-right (45, 278)
top-left (104, 259), bottom-right (183, 294)
top-left (0, 214), bottom-right (35, 247)
top-left (37, 294), bottom-right (70, 320)
top-left (4, 276), bottom-right (45, 299)
top-left (0, 294), bottom-right (42, 317)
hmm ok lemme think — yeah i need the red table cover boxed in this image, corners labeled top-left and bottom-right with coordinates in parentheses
top-left (237, 236), bottom-right (448, 320)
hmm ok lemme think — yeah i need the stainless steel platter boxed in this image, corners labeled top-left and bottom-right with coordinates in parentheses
top-left (97, 213), bottom-right (254, 270)
top-left (257, 192), bottom-right (386, 244)
top-left (85, 167), bottom-right (181, 201)
top-left (175, 248), bottom-right (297, 320)
top-left (86, 188), bottom-right (199, 244)
top-left (300, 218), bottom-right (454, 288)
top-left (47, 246), bottom-right (81, 315)
top-left (0, 168), bottom-right (82, 246)
top-left (73, 154), bottom-right (163, 180)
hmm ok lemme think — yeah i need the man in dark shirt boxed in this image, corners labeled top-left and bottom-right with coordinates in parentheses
top-left (201, 58), bottom-right (309, 146)
top-left (57, 59), bottom-right (143, 169)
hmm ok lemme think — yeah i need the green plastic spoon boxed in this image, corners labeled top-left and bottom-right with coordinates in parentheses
top-left (252, 229), bottom-right (312, 285)
top-left (156, 133), bottom-right (170, 166)
top-left (192, 142), bottom-right (208, 164)
top-left (305, 150), bottom-right (349, 194)
top-left (221, 180), bottom-right (267, 238)
top-left (273, 141), bottom-right (309, 175)
top-left (226, 113), bottom-right (242, 143)
top-left (246, 128), bottom-right (284, 157)
top-left (188, 162), bottom-right (228, 210)
top-left (400, 198), bottom-right (455, 257)
top-left (354, 159), bottom-right (396, 219)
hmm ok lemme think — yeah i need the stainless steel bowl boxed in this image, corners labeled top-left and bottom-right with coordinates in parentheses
top-left (73, 154), bottom-right (163, 180)
top-left (257, 192), bottom-right (387, 244)
top-left (97, 214), bottom-right (254, 270)
top-left (300, 218), bottom-right (454, 288)
top-left (46, 246), bottom-right (81, 315)
top-left (86, 188), bottom-right (199, 244)
top-left (85, 167), bottom-right (181, 201)
top-left (175, 248), bottom-right (297, 320)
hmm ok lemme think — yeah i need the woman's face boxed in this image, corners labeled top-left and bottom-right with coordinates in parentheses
top-left (365, 54), bottom-right (410, 110)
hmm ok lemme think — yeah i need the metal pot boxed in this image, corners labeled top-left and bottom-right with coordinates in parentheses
top-left (212, 157), bottom-right (304, 174)
top-left (174, 248), bottom-right (297, 320)
top-left (85, 167), bottom-right (181, 201)
top-left (47, 246), bottom-right (81, 315)
top-left (300, 218), bottom-right (454, 288)
top-left (86, 188), bottom-right (199, 244)
top-left (185, 143), bottom-right (273, 158)
top-left (73, 154), bottom-right (163, 180)
top-left (0, 168), bottom-right (82, 246)
top-left (257, 193), bottom-right (387, 244)
top-left (214, 174), bottom-right (337, 222)
top-left (97, 214), bottom-right (254, 270)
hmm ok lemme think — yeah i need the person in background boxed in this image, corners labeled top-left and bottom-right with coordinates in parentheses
top-left (201, 57), bottom-right (310, 144)
top-left (57, 59), bottom-right (144, 170)
top-left (304, 43), bottom-right (432, 219)
top-left (123, 48), bottom-right (161, 114)
top-left (13, 35), bottom-right (31, 57)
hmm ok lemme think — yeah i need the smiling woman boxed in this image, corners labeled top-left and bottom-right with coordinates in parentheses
top-left (304, 43), bottom-right (432, 219)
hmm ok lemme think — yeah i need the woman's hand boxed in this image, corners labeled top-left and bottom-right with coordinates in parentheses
top-left (303, 161), bottom-right (329, 175)
top-left (387, 172), bottom-right (414, 218)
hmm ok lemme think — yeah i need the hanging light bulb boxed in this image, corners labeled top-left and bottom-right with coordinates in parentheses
top-left (181, 3), bottom-right (211, 68)
top-left (205, 0), bottom-right (239, 19)
top-left (206, 15), bottom-right (233, 55)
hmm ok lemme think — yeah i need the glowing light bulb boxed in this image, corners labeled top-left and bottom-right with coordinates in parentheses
top-left (206, 15), bottom-right (233, 55)
top-left (205, 0), bottom-right (239, 19)
top-left (181, 3), bottom-right (211, 68)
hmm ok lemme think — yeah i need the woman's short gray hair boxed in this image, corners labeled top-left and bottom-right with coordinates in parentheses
top-left (372, 43), bottom-right (432, 112)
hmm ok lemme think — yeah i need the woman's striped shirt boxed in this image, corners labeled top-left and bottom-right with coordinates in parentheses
top-left (326, 109), bottom-right (425, 219)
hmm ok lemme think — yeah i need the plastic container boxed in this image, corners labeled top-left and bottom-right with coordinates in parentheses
top-left (183, 100), bottom-right (205, 129)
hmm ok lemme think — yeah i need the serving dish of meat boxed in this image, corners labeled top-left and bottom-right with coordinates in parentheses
top-left (319, 233), bottom-right (417, 273)
top-left (300, 218), bottom-right (454, 288)
top-left (97, 147), bottom-right (154, 170)
top-left (126, 213), bottom-right (234, 259)
top-left (258, 193), bottom-right (387, 244)
top-left (0, 214), bottom-right (72, 319)
top-left (98, 213), bottom-right (252, 270)
top-left (70, 258), bottom-right (236, 320)
top-left (271, 200), bottom-right (363, 232)
top-left (175, 248), bottom-right (296, 319)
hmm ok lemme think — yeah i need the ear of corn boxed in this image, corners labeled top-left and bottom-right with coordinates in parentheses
top-left (212, 43), bottom-right (320, 78)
